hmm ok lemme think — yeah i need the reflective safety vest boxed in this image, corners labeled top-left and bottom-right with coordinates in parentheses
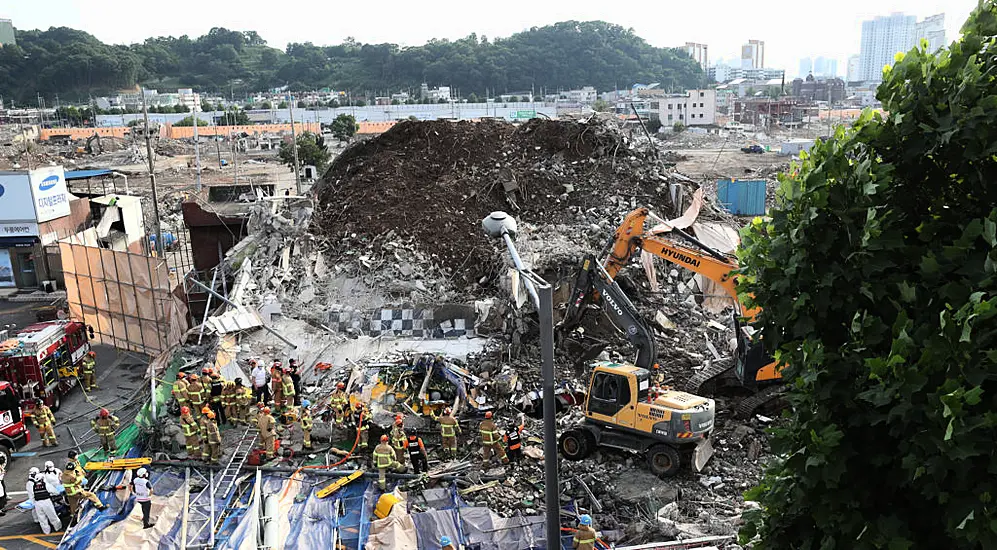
top-left (92, 416), bottom-right (118, 435)
top-left (187, 382), bottom-right (204, 403)
top-left (390, 426), bottom-right (406, 448)
top-left (329, 390), bottom-right (346, 408)
top-left (181, 415), bottom-right (198, 437)
top-left (301, 411), bottom-right (313, 430)
top-left (172, 380), bottom-right (188, 401)
top-left (480, 420), bottom-right (498, 445)
top-left (210, 379), bottom-right (224, 403)
top-left (440, 416), bottom-right (457, 437)
top-left (82, 357), bottom-right (96, 374)
top-left (61, 469), bottom-right (81, 496)
top-left (373, 444), bottom-right (394, 468)
top-left (34, 406), bottom-right (53, 428)
top-left (407, 437), bottom-right (425, 460)
top-left (574, 525), bottom-right (597, 547)
top-left (282, 375), bottom-right (295, 396)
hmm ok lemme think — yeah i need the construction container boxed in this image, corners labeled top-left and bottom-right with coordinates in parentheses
top-left (716, 179), bottom-right (766, 216)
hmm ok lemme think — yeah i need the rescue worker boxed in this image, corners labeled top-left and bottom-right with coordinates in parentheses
top-left (66, 450), bottom-right (81, 472)
top-left (200, 407), bottom-right (221, 464)
top-left (505, 416), bottom-right (525, 463)
top-left (200, 366), bottom-right (213, 389)
top-left (439, 407), bottom-right (460, 459)
top-left (329, 382), bottom-right (347, 426)
top-left (300, 399), bottom-right (313, 450)
top-left (250, 360), bottom-right (270, 404)
top-left (172, 372), bottom-right (189, 414)
top-left (131, 467), bottom-right (154, 529)
top-left (281, 368), bottom-right (296, 411)
top-left (209, 371), bottom-right (226, 425)
top-left (179, 406), bottom-right (201, 459)
top-left (390, 414), bottom-right (407, 466)
top-left (353, 402), bottom-right (370, 452)
top-left (270, 362), bottom-right (283, 409)
top-left (26, 467), bottom-right (61, 534)
top-left (235, 378), bottom-right (253, 424)
top-left (258, 406), bottom-right (277, 459)
top-left (573, 514), bottom-right (597, 550)
top-left (81, 350), bottom-right (98, 391)
top-left (186, 374), bottom-right (206, 419)
top-left (62, 459), bottom-right (105, 517)
top-left (479, 411), bottom-right (508, 465)
top-left (406, 429), bottom-right (429, 474)
top-left (373, 434), bottom-right (400, 491)
top-left (441, 536), bottom-right (456, 550)
top-left (32, 399), bottom-right (57, 447)
top-left (91, 408), bottom-right (119, 456)
top-left (222, 379), bottom-right (237, 425)
top-left (288, 360), bottom-right (302, 405)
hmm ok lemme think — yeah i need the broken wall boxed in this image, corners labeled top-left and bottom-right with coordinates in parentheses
top-left (59, 238), bottom-right (189, 356)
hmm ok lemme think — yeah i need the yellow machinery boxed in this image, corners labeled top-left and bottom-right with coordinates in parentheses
top-left (559, 362), bottom-right (715, 477)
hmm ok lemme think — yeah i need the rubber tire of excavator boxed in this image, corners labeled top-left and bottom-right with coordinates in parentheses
top-left (559, 428), bottom-right (594, 461)
top-left (647, 444), bottom-right (682, 478)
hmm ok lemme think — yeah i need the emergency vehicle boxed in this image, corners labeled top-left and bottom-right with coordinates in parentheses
top-left (0, 380), bottom-right (29, 462)
top-left (0, 320), bottom-right (92, 413)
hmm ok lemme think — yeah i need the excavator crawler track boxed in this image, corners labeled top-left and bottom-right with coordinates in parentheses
top-left (735, 385), bottom-right (787, 418)
top-left (683, 359), bottom-right (734, 394)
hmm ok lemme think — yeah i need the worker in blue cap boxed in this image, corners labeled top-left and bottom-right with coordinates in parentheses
top-left (441, 535), bottom-right (455, 550)
top-left (573, 514), bottom-right (596, 550)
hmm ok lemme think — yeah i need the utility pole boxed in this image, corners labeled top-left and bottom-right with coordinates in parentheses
top-left (141, 89), bottom-right (165, 257)
top-left (231, 131), bottom-right (239, 186)
top-left (288, 93), bottom-right (302, 194)
top-left (193, 100), bottom-right (202, 192)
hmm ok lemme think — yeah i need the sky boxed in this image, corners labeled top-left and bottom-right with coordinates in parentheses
top-left (2, 0), bottom-right (980, 79)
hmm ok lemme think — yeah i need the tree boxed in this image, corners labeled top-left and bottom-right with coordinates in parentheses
top-left (330, 113), bottom-right (358, 142)
top-left (277, 100), bottom-right (288, 109)
top-left (390, 99), bottom-right (400, 105)
top-left (260, 101), bottom-right (272, 109)
top-left (592, 99), bottom-right (610, 112)
top-left (173, 104), bottom-right (190, 113)
top-left (243, 103), bottom-right (254, 111)
top-left (671, 121), bottom-right (684, 133)
top-left (218, 109), bottom-right (250, 125)
top-left (467, 92), bottom-right (479, 103)
top-left (173, 115), bottom-right (209, 126)
top-left (738, 5), bottom-right (997, 548)
top-left (297, 100), bottom-right (307, 108)
top-left (201, 101), bottom-right (214, 112)
top-left (644, 117), bottom-right (662, 134)
top-left (765, 87), bottom-right (781, 99)
top-left (278, 131), bottom-right (331, 172)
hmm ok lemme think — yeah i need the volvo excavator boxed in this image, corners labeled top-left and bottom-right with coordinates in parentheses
top-left (555, 255), bottom-right (716, 477)
top-left (559, 206), bottom-right (783, 416)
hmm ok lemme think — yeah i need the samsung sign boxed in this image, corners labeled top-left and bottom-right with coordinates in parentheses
top-left (0, 167), bottom-right (71, 228)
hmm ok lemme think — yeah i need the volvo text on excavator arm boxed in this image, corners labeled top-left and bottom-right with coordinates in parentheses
top-left (560, 255), bottom-right (658, 370)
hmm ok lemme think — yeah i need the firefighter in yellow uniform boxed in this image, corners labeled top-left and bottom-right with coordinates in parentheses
top-left (439, 408), bottom-right (460, 459)
top-left (573, 515), bottom-right (597, 550)
top-left (186, 375), bottom-right (205, 419)
top-left (33, 399), bottom-right (57, 447)
top-left (258, 406), bottom-right (277, 459)
top-left (479, 411), bottom-right (508, 464)
top-left (300, 399), bottom-right (313, 449)
top-left (200, 367), bottom-right (213, 389)
top-left (373, 434), bottom-right (400, 491)
top-left (172, 372), bottom-right (189, 414)
top-left (329, 383), bottom-right (347, 426)
top-left (91, 408), bottom-right (119, 455)
top-left (61, 459), bottom-right (106, 517)
top-left (222, 380), bottom-right (237, 425)
top-left (390, 415), bottom-right (407, 467)
top-left (179, 406), bottom-right (201, 459)
top-left (81, 351), bottom-right (98, 391)
top-left (236, 379), bottom-right (253, 424)
top-left (270, 362), bottom-right (283, 408)
top-left (281, 368), bottom-right (296, 410)
top-left (200, 407), bottom-right (221, 464)
top-left (353, 402), bottom-right (370, 453)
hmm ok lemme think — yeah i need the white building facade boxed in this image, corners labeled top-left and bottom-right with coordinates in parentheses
top-left (652, 89), bottom-right (716, 126)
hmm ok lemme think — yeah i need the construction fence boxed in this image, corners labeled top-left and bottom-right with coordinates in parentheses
top-left (59, 237), bottom-right (189, 356)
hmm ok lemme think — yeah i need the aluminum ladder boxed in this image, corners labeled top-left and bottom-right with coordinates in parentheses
top-left (216, 427), bottom-right (258, 500)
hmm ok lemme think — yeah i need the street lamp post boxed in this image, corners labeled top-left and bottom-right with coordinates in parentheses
top-left (481, 211), bottom-right (560, 549)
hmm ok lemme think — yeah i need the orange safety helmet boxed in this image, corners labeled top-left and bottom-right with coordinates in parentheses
top-left (444, 407), bottom-right (452, 415)
top-left (485, 411), bottom-right (493, 419)
top-left (100, 408), bottom-right (109, 417)
top-left (380, 434), bottom-right (389, 443)
top-left (355, 402), bottom-right (363, 409)
top-left (206, 410), bottom-right (216, 419)
top-left (202, 406), bottom-right (212, 414)
top-left (204, 367), bottom-right (213, 375)
top-left (177, 372), bottom-right (186, 379)
top-left (180, 406), bottom-right (190, 414)
top-left (257, 402), bottom-right (265, 409)
top-left (88, 351), bottom-right (96, 357)
top-left (394, 415), bottom-right (403, 425)
top-left (263, 406), bottom-right (271, 414)
top-left (336, 382), bottom-right (345, 390)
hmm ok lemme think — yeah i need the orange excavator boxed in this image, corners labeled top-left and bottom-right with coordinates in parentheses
top-left (560, 207), bottom-right (782, 412)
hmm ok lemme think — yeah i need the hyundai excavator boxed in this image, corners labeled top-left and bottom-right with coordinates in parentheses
top-left (560, 206), bottom-right (783, 416)
top-left (556, 255), bottom-right (715, 476)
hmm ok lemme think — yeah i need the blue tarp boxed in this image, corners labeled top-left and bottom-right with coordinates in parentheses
top-left (65, 169), bottom-right (114, 180)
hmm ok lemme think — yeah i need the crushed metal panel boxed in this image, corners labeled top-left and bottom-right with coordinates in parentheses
top-left (206, 307), bottom-right (265, 334)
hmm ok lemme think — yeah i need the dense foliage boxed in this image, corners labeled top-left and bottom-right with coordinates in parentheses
top-left (329, 114), bottom-right (358, 142)
top-left (278, 132), bottom-right (331, 173)
top-left (0, 22), bottom-right (704, 103)
top-left (738, 3), bottom-right (997, 548)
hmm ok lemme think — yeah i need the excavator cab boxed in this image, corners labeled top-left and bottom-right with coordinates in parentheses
top-left (732, 313), bottom-right (779, 388)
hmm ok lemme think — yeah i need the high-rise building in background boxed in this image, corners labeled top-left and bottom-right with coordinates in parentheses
top-left (859, 12), bottom-right (946, 83)
top-left (741, 40), bottom-right (765, 69)
top-left (813, 57), bottom-right (838, 78)
top-left (0, 19), bottom-right (15, 47)
top-left (799, 57), bottom-right (813, 78)
top-left (847, 55), bottom-right (861, 82)
top-left (685, 42), bottom-right (709, 71)
top-left (916, 14), bottom-right (947, 51)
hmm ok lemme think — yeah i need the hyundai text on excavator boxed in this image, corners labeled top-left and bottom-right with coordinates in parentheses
top-left (555, 255), bottom-right (715, 477)
top-left (562, 206), bottom-right (783, 415)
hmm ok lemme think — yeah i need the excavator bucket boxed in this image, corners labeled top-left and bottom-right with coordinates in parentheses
top-left (692, 438), bottom-right (715, 472)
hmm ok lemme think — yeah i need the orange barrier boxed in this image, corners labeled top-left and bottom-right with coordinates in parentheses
top-left (39, 122), bottom-right (321, 141)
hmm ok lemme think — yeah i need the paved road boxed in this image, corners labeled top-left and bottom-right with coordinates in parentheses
top-left (0, 301), bottom-right (150, 549)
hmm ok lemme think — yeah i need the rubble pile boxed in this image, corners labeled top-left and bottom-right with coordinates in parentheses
top-left (312, 118), bottom-right (685, 286)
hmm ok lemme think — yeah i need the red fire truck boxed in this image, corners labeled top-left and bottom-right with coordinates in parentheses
top-left (0, 320), bottom-right (92, 413)
top-left (0, 381), bottom-right (29, 462)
